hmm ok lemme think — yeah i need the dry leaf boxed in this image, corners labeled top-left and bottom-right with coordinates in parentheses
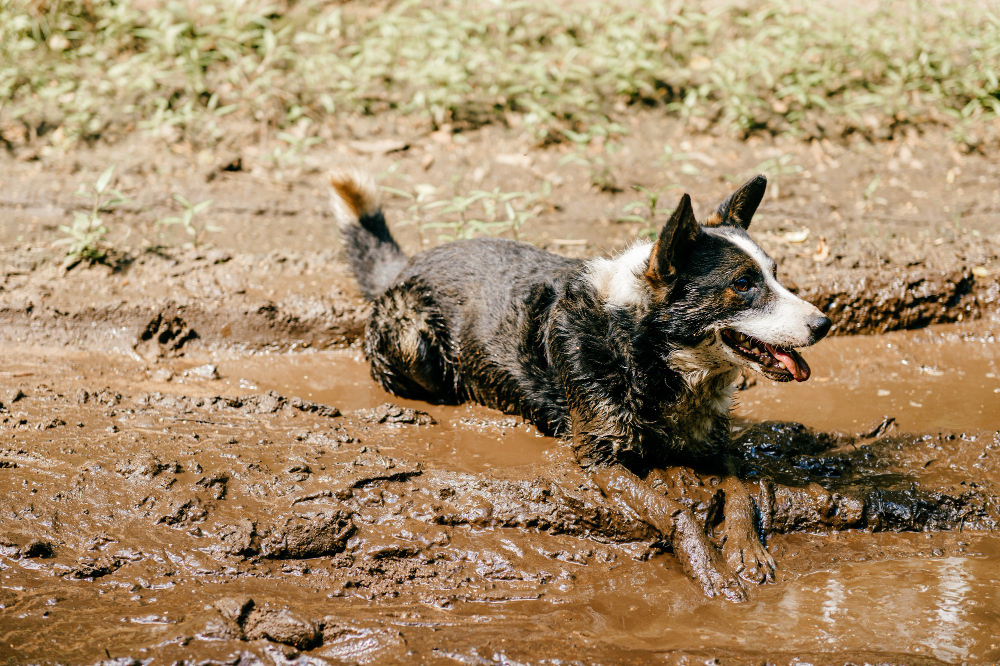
top-left (783, 228), bottom-right (810, 243)
top-left (812, 236), bottom-right (830, 262)
top-left (495, 153), bottom-right (532, 168)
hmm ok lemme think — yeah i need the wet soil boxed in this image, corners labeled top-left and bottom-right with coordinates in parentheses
top-left (2, 116), bottom-right (999, 359)
top-left (1, 109), bottom-right (1000, 664)
top-left (1, 324), bottom-right (999, 664)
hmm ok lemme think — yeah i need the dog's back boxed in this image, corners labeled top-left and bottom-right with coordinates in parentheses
top-left (331, 170), bottom-right (579, 429)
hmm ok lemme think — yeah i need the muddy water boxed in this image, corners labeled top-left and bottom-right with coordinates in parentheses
top-left (220, 349), bottom-right (554, 473)
top-left (2, 324), bottom-right (1000, 663)
top-left (223, 323), bottom-right (1000, 438)
top-left (454, 533), bottom-right (1000, 662)
top-left (736, 324), bottom-right (1000, 433)
top-left (211, 326), bottom-right (1000, 661)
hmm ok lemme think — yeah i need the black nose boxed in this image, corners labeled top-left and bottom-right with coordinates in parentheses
top-left (809, 315), bottom-right (832, 342)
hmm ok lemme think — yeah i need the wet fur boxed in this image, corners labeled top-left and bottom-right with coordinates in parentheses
top-left (333, 172), bottom-right (827, 471)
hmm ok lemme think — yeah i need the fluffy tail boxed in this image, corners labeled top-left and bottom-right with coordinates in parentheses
top-left (329, 168), bottom-right (408, 301)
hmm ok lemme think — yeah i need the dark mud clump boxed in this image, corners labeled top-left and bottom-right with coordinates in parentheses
top-left (136, 390), bottom-right (340, 417)
top-left (356, 402), bottom-right (435, 425)
top-left (260, 510), bottom-right (355, 559)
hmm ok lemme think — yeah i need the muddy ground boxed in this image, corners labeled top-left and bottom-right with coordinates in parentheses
top-left (1, 112), bottom-right (1000, 664)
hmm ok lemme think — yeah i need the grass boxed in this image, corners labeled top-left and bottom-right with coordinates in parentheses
top-left (384, 182), bottom-right (543, 243)
top-left (618, 184), bottom-right (682, 239)
top-left (55, 164), bottom-right (128, 266)
top-left (1, 0), bottom-right (997, 152)
top-left (157, 194), bottom-right (219, 249)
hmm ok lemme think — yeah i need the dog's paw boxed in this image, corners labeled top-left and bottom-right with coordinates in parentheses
top-left (723, 532), bottom-right (776, 585)
top-left (673, 524), bottom-right (747, 602)
top-left (696, 552), bottom-right (747, 602)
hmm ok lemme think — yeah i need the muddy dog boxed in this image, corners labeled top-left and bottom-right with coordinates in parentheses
top-left (331, 169), bottom-right (831, 601)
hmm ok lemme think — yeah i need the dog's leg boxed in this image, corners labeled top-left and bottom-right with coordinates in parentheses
top-left (592, 464), bottom-right (746, 602)
top-left (720, 456), bottom-right (775, 585)
top-left (364, 281), bottom-right (457, 402)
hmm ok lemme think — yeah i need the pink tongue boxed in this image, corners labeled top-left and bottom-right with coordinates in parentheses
top-left (765, 344), bottom-right (811, 382)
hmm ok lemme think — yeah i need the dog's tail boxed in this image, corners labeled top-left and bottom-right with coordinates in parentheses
top-left (329, 168), bottom-right (408, 301)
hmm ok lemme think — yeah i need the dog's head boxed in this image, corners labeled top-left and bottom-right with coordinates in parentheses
top-left (643, 175), bottom-right (831, 383)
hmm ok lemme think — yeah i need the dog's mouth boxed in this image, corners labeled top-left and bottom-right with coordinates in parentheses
top-left (720, 329), bottom-right (811, 382)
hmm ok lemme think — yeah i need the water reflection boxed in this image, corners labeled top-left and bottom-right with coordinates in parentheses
top-left (599, 539), bottom-right (999, 663)
top-left (820, 575), bottom-right (844, 635)
top-left (931, 558), bottom-right (972, 662)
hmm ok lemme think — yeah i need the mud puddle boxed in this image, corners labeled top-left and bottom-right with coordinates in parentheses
top-left (218, 322), bottom-right (1000, 440)
top-left (218, 350), bottom-right (554, 474)
top-left (736, 323), bottom-right (1000, 433)
top-left (2, 323), bottom-right (1000, 663)
top-left (447, 533), bottom-right (1000, 663)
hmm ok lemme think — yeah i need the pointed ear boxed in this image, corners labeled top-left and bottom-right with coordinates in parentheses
top-left (703, 174), bottom-right (767, 230)
top-left (645, 193), bottom-right (699, 285)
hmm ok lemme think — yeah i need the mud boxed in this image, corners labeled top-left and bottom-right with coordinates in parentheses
top-left (0, 327), bottom-right (999, 663)
top-left (2, 104), bottom-right (1000, 664)
top-left (0, 244), bottom-right (997, 360)
top-left (735, 323), bottom-right (1000, 432)
top-left (2, 115), bottom-right (1000, 357)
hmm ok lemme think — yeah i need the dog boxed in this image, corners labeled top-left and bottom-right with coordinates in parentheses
top-left (331, 169), bottom-right (831, 601)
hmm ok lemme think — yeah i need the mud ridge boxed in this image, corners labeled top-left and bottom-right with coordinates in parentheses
top-left (797, 267), bottom-right (999, 334)
top-left (1, 247), bottom-right (998, 354)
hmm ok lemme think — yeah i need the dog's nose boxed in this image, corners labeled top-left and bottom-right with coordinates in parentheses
top-left (809, 315), bottom-right (832, 342)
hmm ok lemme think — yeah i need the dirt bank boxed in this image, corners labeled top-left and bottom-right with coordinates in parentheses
top-left (0, 242), bottom-right (997, 360)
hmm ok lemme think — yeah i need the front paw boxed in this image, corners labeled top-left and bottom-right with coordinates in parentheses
top-left (696, 546), bottom-right (748, 602)
top-left (672, 519), bottom-right (747, 602)
top-left (723, 532), bottom-right (776, 585)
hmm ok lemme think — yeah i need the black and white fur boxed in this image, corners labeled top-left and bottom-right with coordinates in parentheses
top-left (332, 170), bottom-right (829, 465)
top-left (331, 169), bottom-right (832, 599)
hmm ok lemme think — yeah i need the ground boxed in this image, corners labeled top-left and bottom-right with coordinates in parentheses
top-left (1, 1), bottom-right (1000, 664)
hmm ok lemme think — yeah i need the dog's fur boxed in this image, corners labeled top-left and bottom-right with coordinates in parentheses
top-left (333, 170), bottom-right (830, 466)
top-left (332, 169), bottom-right (831, 599)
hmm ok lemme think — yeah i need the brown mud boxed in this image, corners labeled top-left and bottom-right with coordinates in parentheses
top-left (0, 243), bottom-right (997, 359)
top-left (1, 323), bottom-right (999, 664)
top-left (1, 111), bottom-right (1000, 664)
top-left (2, 114), bottom-right (1000, 354)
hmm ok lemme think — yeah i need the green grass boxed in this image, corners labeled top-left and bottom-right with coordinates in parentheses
top-left (1, 0), bottom-right (997, 151)
top-left (618, 184), bottom-right (682, 239)
top-left (55, 164), bottom-right (127, 266)
top-left (384, 181), bottom-right (543, 243)
top-left (157, 193), bottom-right (218, 249)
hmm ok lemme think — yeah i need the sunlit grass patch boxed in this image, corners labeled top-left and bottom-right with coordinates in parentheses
top-left (1, 0), bottom-right (997, 151)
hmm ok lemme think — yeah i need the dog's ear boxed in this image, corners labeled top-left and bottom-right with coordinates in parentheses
top-left (704, 174), bottom-right (767, 230)
top-left (645, 193), bottom-right (699, 286)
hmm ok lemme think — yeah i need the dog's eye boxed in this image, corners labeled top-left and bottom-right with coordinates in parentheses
top-left (733, 276), bottom-right (752, 292)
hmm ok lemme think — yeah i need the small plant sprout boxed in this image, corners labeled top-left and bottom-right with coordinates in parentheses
top-left (618, 184), bottom-right (681, 239)
top-left (557, 124), bottom-right (626, 192)
top-left (661, 143), bottom-right (715, 177)
top-left (57, 165), bottom-right (129, 267)
top-left (743, 154), bottom-right (802, 200)
top-left (388, 184), bottom-right (542, 244)
top-left (157, 195), bottom-right (218, 249)
top-left (267, 131), bottom-right (322, 180)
